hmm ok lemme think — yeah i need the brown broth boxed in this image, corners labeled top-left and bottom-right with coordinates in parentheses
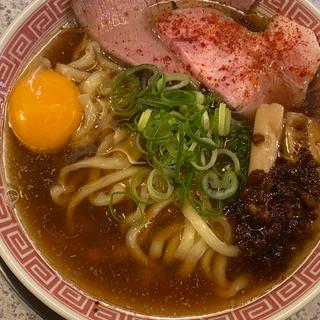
top-left (3, 23), bottom-right (320, 317)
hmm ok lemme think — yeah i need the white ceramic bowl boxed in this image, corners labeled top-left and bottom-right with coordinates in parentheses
top-left (0, 1), bottom-right (319, 319)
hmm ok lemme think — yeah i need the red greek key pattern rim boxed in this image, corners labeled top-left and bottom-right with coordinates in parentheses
top-left (0, 0), bottom-right (319, 319)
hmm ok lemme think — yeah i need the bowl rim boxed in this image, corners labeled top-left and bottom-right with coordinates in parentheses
top-left (0, 0), bottom-right (319, 319)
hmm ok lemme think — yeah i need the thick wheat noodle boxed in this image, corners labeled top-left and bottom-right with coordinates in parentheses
top-left (174, 220), bottom-right (196, 260)
top-left (55, 63), bottom-right (90, 82)
top-left (126, 200), bottom-right (172, 265)
top-left (106, 148), bottom-right (145, 164)
top-left (163, 233), bottom-right (181, 265)
top-left (96, 132), bottom-right (116, 155)
top-left (80, 70), bottom-right (112, 96)
top-left (149, 223), bottom-right (183, 259)
top-left (201, 249), bottom-right (215, 280)
top-left (51, 157), bottom-right (129, 206)
top-left (69, 42), bottom-right (96, 70)
top-left (182, 200), bottom-right (239, 257)
top-left (66, 166), bottom-right (140, 231)
top-left (211, 216), bottom-right (233, 243)
top-left (58, 156), bottom-right (130, 186)
top-left (179, 238), bottom-right (208, 277)
top-left (71, 95), bottom-right (98, 144)
top-left (90, 183), bottom-right (126, 206)
top-left (212, 253), bottom-right (230, 289)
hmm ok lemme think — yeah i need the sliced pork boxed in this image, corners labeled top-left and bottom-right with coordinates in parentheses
top-left (72, 0), bottom-right (184, 73)
top-left (157, 8), bottom-right (320, 117)
top-left (72, 0), bottom-right (255, 74)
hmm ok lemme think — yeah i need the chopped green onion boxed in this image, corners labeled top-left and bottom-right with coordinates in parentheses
top-left (195, 91), bottom-right (205, 105)
top-left (135, 133), bottom-right (147, 154)
top-left (143, 116), bottom-right (172, 142)
top-left (218, 149), bottom-right (241, 172)
top-left (158, 73), bottom-right (190, 91)
top-left (184, 124), bottom-right (217, 150)
top-left (130, 169), bottom-right (154, 204)
top-left (191, 149), bottom-right (218, 171)
top-left (218, 103), bottom-right (226, 136)
top-left (169, 111), bottom-right (186, 121)
top-left (179, 105), bottom-right (188, 114)
top-left (147, 169), bottom-right (174, 202)
top-left (201, 111), bottom-right (210, 131)
top-left (178, 168), bottom-right (194, 201)
top-left (161, 89), bottom-right (195, 107)
top-left (224, 108), bottom-right (231, 136)
top-left (137, 109), bottom-right (152, 132)
top-left (111, 74), bottom-right (140, 114)
top-left (123, 64), bottom-right (159, 97)
top-left (202, 171), bottom-right (238, 200)
top-left (174, 127), bottom-right (185, 184)
top-left (189, 141), bottom-right (197, 152)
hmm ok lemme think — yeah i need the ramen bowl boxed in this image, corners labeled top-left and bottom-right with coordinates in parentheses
top-left (0, 0), bottom-right (319, 319)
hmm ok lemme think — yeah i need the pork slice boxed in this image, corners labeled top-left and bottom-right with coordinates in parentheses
top-left (72, 0), bottom-right (184, 73)
top-left (157, 8), bottom-right (320, 117)
top-left (72, 0), bottom-right (255, 74)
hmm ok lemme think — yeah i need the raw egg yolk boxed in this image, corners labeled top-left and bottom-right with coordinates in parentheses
top-left (8, 68), bottom-right (82, 151)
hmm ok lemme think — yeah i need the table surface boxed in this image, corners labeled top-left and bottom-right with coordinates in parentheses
top-left (0, 0), bottom-right (320, 319)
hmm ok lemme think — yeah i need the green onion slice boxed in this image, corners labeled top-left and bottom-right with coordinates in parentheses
top-left (147, 169), bottom-right (174, 202)
top-left (218, 149), bottom-right (241, 172)
top-left (130, 169), bottom-right (154, 204)
top-left (135, 133), bottom-right (147, 154)
top-left (191, 149), bottom-right (218, 171)
top-left (161, 89), bottom-right (195, 107)
top-left (202, 171), bottom-right (238, 200)
top-left (224, 108), bottom-right (231, 136)
top-left (218, 103), bottom-right (226, 136)
top-left (195, 91), bottom-right (205, 105)
top-left (143, 117), bottom-right (172, 142)
top-left (157, 73), bottom-right (190, 91)
top-left (201, 110), bottom-right (210, 132)
top-left (137, 109), bottom-right (152, 132)
top-left (174, 127), bottom-right (184, 184)
top-left (111, 74), bottom-right (140, 114)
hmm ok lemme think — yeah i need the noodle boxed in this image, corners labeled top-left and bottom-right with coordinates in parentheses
top-left (55, 63), bottom-right (90, 81)
top-left (201, 249), bottom-right (215, 280)
top-left (126, 200), bottom-right (172, 265)
top-left (179, 238), bottom-right (208, 277)
top-left (182, 200), bottom-right (239, 257)
top-left (175, 220), bottom-right (196, 260)
top-left (149, 223), bottom-right (183, 259)
top-left (69, 41), bottom-right (96, 70)
top-left (163, 234), bottom-right (181, 265)
top-left (79, 70), bottom-right (113, 96)
top-left (71, 94), bottom-right (99, 146)
top-left (66, 166), bottom-right (141, 230)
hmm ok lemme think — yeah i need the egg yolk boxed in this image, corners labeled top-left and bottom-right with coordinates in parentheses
top-left (9, 68), bottom-right (82, 151)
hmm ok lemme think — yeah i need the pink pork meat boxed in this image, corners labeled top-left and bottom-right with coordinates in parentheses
top-left (157, 8), bottom-right (320, 117)
top-left (72, 0), bottom-right (256, 74)
top-left (72, 0), bottom-right (184, 73)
